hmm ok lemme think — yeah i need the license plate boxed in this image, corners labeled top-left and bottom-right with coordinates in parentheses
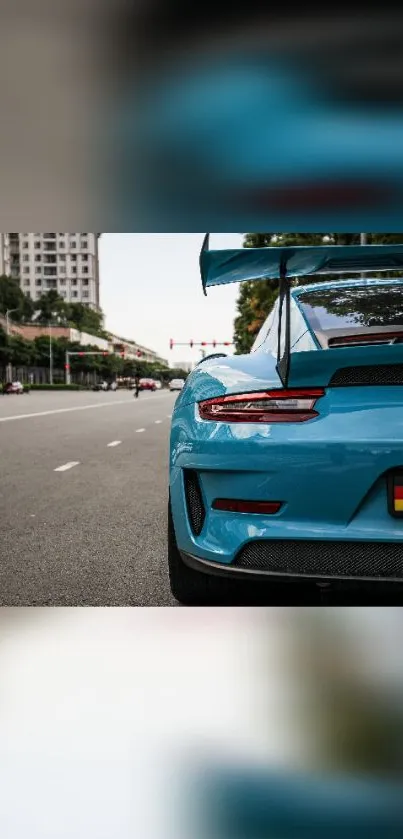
top-left (388, 471), bottom-right (403, 518)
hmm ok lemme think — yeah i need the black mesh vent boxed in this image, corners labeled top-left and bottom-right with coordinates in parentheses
top-left (184, 470), bottom-right (206, 536)
top-left (235, 540), bottom-right (403, 580)
top-left (330, 365), bottom-right (403, 387)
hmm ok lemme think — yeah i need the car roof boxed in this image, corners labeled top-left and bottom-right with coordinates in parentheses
top-left (292, 276), bottom-right (403, 298)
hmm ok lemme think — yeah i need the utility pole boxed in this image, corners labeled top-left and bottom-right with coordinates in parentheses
top-left (49, 322), bottom-right (53, 385)
top-left (5, 308), bottom-right (18, 382)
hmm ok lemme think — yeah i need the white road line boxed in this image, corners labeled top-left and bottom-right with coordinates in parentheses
top-left (107, 440), bottom-right (122, 447)
top-left (167, 414), bottom-right (172, 418)
top-left (0, 392), bottom-right (170, 423)
top-left (136, 428), bottom-right (145, 433)
top-left (54, 461), bottom-right (80, 472)
top-left (155, 420), bottom-right (162, 424)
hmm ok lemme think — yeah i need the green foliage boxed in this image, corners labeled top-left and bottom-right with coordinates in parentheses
top-left (234, 233), bottom-right (403, 353)
top-left (0, 274), bottom-right (35, 322)
top-left (29, 384), bottom-right (85, 390)
top-left (33, 292), bottom-right (106, 337)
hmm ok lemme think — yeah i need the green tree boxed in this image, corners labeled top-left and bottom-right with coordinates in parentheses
top-left (34, 290), bottom-right (68, 323)
top-left (233, 233), bottom-right (403, 353)
top-left (0, 274), bottom-right (35, 322)
top-left (66, 302), bottom-right (106, 337)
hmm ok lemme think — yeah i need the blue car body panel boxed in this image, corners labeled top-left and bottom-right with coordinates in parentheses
top-left (169, 271), bottom-right (403, 576)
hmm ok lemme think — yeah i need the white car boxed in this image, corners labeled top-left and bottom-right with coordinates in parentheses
top-left (169, 378), bottom-right (185, 391)
top-left (154, 380), bottom-right (162, 390)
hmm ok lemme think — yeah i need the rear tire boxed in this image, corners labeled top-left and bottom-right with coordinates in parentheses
top-left (168, 497), bottom-right (233, 605)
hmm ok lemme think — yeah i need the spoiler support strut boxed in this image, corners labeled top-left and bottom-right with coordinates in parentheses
top-left (276, 257), bottom-right (291, 388)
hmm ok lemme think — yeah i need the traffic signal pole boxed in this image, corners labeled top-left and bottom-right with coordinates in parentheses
top-left (65, 350), bottom-right (112, 385)
top-left (169, 340), bottom-right (233, 351)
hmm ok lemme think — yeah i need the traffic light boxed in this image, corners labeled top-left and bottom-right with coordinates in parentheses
top-left (224, 342), bottom-right (231, 346)
top-left (201, 341), bottom-right (207, 346)
top-left (190, 340), bottom-right (193, 348)
top-left (120, 350), bottom-right (125, 358)
top-left (136, 350), bottom-right (142, 358)
top-left (78, 352), bottom-right (84, 357)
top-left (170, 339), bottom-right (174, 350)
top-left (212, 340), bottom-right (216, 348)
top-left (102, 351), bottom-right (108, 357)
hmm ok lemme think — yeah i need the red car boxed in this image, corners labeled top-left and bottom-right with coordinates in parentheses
top-left (139, 378), bottom-right (156, 391)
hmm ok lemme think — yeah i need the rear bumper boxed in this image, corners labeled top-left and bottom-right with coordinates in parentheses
top-left (181, 539), bottom-right (403, 584)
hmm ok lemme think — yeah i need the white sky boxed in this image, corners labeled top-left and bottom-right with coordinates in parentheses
top-left (98, 234), bottom-right (244, 364)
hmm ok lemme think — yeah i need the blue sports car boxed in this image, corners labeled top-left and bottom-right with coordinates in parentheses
top-left (168, 238), bottom-right (403, 604)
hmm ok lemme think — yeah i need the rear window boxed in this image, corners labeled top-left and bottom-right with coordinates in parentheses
top-left (298, 284), bottom-right (403, 331)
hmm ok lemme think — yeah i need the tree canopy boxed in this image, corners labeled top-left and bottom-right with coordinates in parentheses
top-left (234, 234), bottom-right (403, 353)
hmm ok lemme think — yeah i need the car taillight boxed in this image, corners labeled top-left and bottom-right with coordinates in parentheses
top-left (198, 388), bottom-right (325, 423)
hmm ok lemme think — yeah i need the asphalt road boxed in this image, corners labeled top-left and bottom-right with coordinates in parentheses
top-left (1, 391), bottom-right (402, 605)
top-left (0, 390), bottom-right (177, 606)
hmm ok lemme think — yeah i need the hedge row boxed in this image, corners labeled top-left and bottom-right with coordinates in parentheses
top-left (28, 383), bottom-right (86, 391)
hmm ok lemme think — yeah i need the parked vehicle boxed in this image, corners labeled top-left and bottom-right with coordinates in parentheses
top-left (169, 378), bottom-right (185, 391)
top-left (168, 237), bottom-right (403, 604)
top-left (139, 378), bottom-right (156, 391)
top-left (3, 381), bottom-right (25, 394)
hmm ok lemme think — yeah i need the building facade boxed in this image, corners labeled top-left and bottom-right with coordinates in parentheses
top-left (3, 233), bottom-right (100, 308)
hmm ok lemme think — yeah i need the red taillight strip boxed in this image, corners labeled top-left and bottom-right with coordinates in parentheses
top-left (199, 388), bottom-right (325, 423)
top-left (213, 499), bottom-right (282, 514)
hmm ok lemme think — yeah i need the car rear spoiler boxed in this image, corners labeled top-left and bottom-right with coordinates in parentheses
top-left (200, 235), bottom-right (403, 386)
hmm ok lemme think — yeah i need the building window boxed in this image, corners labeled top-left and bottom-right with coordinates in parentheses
top-left (35, 279), bottom-right (42, 286)
top-left (72, 290), bottom-right (78, 298)
top-left (23, 267), bottom-right (30, 273)
top-left (82, 254), bottom-right (88, 262)
top-left (34, 242), bottom-right (41, 249)
top-left (23, 242), bottom-right (29, 249)
top-left (72, 266), bottom-right (77, 274)
top-left (70, 254), bottom-right (77, 261)
top-left (71, 278), bottom-right (77, 285)
top-left (23, 255), bottom-right (30, 261)
top-left (35, 255), bottom-right (41, 262)
top-left (59, 265), bottom-right (66, 273)
top-left (23, 232), bottom-right (29, 237)
top-left (82, 266), bottom-right (89, 274)
top-left (70, 240), bottom-right (77, 248)
top-left (59, 277), bottom-right (66, 284)
top-left (82, 290), bottom-right (89, 298)
top-left (59, 241), bottom-right (65, 248)
top-left (44, 267), bottom-right (57, 276)
top-left (82, 278), bottom-right (89, 285)
top-left (34, 233), bottom-right (40, 237)
top-left (24, 279), bottom-right (30, 286)
top-left (35, 266), bottom-right (41, 274)
top-left (58, 254), bottom-right (66, 261)
top-left (80, 238), bottom-right (88, 248)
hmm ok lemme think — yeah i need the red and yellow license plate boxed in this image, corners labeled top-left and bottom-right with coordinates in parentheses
top-left (388, 472), bottom-right (403, 517)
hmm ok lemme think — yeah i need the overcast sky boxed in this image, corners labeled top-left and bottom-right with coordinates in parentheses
top-left (99, 234), bottom-right (244, 364)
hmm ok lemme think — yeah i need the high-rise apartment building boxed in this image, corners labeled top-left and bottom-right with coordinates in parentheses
top-left (2, 233), bottom-right (100, 309)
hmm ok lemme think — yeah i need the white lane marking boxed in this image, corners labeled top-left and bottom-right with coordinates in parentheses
top-left (155, 420), bottom-right (162, 424)
top-left (136, 428), bottom-right (145, 433)
top-left (167, 414), bottom-right (172, 418)
top-left (0, 392), bottom-right (171, 423)
top-left (107, 440), bottom-right (122, 447)
top-left (54, 461), bottom-right (80, 472)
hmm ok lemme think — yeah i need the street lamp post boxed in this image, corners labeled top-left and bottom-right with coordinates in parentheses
top-left (49, 322), bottom-right (53, 385)
top-left (5, 308), bottom-right (18, 382)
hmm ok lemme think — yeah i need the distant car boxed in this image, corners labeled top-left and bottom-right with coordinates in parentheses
top-left (139, 378), bottom-right (156, 391)
top-left (154, 380), bottom-right (162, 390)
top-left (3, 381), bottom-right (25, 394)
top-left (169, 378), bottom-right (185, 391)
